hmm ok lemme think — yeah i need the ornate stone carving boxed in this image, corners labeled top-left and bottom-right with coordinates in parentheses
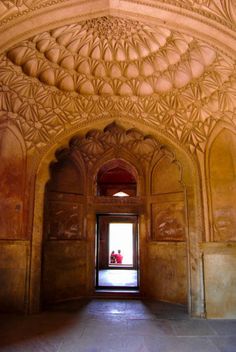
top-left (152, 201), bottom-right (186, 241)
top-left (168, 0), bottom-right (236, 28)
top-left (71, 122), bottom-right (161, 168)
top-left (0, 1), bottom-right (235, 30)
top-left (5, 18), bottom-right (219, 94)
top-left (0, 0), bottom-right (48, 21)
top-left (0, 16), bottom-right (235, 155)
top-left (45, 200), bottom-right (83, 240)
top-left (213, 207), bottom-right (236, 241)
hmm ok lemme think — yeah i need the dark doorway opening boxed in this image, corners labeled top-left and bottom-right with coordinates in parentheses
top-left (96, 215), bottom-right (139, 291)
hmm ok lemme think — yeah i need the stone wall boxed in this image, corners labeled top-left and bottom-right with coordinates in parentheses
top-left (203, 243), bottom-right (236, 318)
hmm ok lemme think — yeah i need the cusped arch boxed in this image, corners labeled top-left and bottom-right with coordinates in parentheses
top-left (90, 153), bottom-right (145, 197)
top-left (96, 159), bottom-right (138, 197)
top-left (29, 120), bottom-right (204, 316)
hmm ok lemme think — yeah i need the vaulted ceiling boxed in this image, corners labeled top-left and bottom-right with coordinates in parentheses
top-left (0, 0), bottom-right (235, 156)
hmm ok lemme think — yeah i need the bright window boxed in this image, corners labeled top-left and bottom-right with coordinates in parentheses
top-left (109, 223), bottom-right (133, 265)
top-left (113, 191), bottom-right (129, 197)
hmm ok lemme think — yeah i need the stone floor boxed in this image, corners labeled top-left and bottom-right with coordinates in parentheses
top-left (98, 269), bottom-right (138, 287)
top-left (0, 299), bottom-right (236, 352)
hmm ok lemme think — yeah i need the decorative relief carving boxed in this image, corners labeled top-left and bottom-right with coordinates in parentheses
top-left (168, 0), bottom-right (236, 28)
top-left (152, 201), bottom-right (186, 241)
top-left (0, 0), bottom-right (48, 21)
top-left (71, 122), bottom-right (162, 168)
top-left (5, 18), bottom-right (220, 94)
top-left (213, 207), bottom-right (236, 241)
top-left (0, 1), bottom-right (235, 30)
top-left (0, 16), bottom-right (235, 154)
top-left (45, 200), bottom-right (83, 240)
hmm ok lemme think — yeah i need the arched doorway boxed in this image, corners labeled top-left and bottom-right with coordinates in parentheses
top-left (96, 214), bottom-right (139, 290)
top-left (95, 160), bottom-right (140, 291)
top-left (40, 122), bottom-right (192, 310)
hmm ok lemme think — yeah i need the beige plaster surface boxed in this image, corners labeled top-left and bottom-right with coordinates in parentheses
top-left (146, 242), bottom-right (188, 305)
top-left (203, 243), bottom-right (236, 319)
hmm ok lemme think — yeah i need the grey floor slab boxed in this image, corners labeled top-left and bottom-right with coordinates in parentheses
top-left (0, 299), bottom-right (235, 351)
top-left (209, 336), bottom-right (236, 352)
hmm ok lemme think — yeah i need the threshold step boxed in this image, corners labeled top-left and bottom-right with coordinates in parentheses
top-left (93, 290), bottom-right (141, 299)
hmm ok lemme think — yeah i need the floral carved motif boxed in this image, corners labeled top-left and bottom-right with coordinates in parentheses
top-left (168, 0), bottom-right (236, 28)
top-left (0, 0), bottom-right (235, 29)
top-left (0, 0), bottom-right (48, 21)
top-left (0, 16), bottom-right (235, 154)
top-left (70, 122), bottom-right (162, 169)
top-left (5, 18), bottom-right (225, 95)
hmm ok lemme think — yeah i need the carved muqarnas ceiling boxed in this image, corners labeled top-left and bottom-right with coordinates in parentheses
top-left (0, 16), bottom-right (236, 153)
top-left (71, 122), bottom-right (163, 169)
top-left (4, 17), bottom-right (228, 94)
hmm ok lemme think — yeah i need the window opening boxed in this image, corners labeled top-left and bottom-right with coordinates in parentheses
top-left (97, 160), bottom-right (137, 196)
top-left (112, 191), bottom-right (129, 197)
top-left (109, 223), bottom-right (133, 266)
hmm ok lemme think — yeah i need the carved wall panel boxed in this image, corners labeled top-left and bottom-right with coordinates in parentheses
top-left (0, 126), bottom-right (25, 239)
top-left (209, 129), bottom-right (236, 241)
top-left (42, 152), bottom-right (86, 304)
top-left (45, 154), bottom-right (85, 240)
top-left (45, 197), bottom-right (84, 240)
top-left (151, 199), bottom-right (185, 242)
top-left (150, 154), bottom-right (186, 242)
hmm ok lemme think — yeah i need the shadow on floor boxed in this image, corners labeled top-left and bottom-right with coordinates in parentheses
top-left (0, 299), bottom-right (235, 351)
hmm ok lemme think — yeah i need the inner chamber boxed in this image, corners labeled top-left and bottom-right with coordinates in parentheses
top-left (42, 123), bottom-right (188, 309)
